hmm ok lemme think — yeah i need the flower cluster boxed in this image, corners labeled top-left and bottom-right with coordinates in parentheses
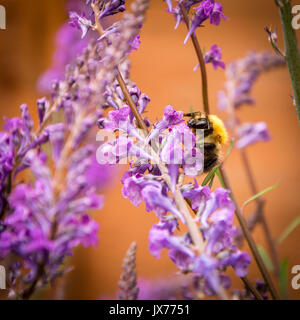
top-left (166, 1), bottom-right (227, 81)
top-left (218, 51), bottom-right (285, 148)
top-left (148, 184), bottom-right (250, 296)
top-left (0, 105), bottom-right (48, 216)
top-left (0, 0), bottom-right (149, 298)
top-left (38, 0), bottom-right (96, 92)
top-left (98, 88), bottom-right (250, 297)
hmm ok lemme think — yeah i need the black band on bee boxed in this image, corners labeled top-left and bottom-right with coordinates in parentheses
top-left (204, 143), bottom-right (216, 150)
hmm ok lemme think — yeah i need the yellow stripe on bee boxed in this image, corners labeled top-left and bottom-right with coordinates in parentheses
top-left (208, 114), bottom-right (228, 145)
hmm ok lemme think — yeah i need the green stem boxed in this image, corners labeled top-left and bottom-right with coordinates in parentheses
top-left (179, 3), bottom-right (210, 115)
top-left (218, 167), bottom-right (280, 300)
top-left (241, 277), bottom-right (264, 300)
top-left (180, 0), bottom-right (280, 300)
top-left (277, 0), bottom-right (300, 124)
top-left (240, 149), bottom-right (280, 277)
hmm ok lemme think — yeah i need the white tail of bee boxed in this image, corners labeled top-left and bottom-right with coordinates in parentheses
top-left (0, 5), bottom-right (6, 30)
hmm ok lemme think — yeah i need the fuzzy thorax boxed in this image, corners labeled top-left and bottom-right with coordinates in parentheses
top-left (208, 114), bottom-right (228, 145)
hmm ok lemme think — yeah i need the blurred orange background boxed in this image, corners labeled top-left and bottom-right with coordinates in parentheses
top-left (0, 0), bottom-right (300, 299)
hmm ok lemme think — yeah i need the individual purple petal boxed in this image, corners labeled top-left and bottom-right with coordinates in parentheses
top-left (165, 0), bottom-right (173, 11)
top-left (200, 188), bottom-right (235, 229)
top-left (20, 104), bottom-right (33, 133)
top-left (222, 251), bottom-right (251, 277)
top-left (142, 185), bottom-right (185, 223)
top-left (121, 163), bottom-right (151, 183)
top-left (149, 223), bottom-right (195, 266)
top-left (209, 2), bottom-right (228, 25)
top-left (36, 98), bottom-right (49, 125)
top-left (146, 106), bottom-right (184, 143)
top-left (193, 254), bottom-right (221, 295)
top-left (122, 176), bottom-right (161, 207)
top-left (99, 0), bottom-right (126, 19)
top-left (47, 123), bottom-right (65, 162)
top-left (182, 182), bottom-right (211, 211)
top-left (205, 209), bottom-right (236, 254)
top-left (203, 44), bottom-right (226, 70)
top-left (168, 164), bottom-right (179, 192)
top-left (69, 11), bottom-right (92, 38)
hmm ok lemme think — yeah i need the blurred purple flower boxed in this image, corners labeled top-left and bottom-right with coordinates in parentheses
top-left (69, 11), bottom-right (93, 38)
top-left (236, 122), bottom-right (271, 149)
top-left (201, 44), bottom-right (225, 70)
top-left (219, 52), bottom-right (285, 110)
top-left (100, 0), bottom-right (126, 19)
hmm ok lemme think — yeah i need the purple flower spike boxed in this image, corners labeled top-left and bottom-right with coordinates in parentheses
top-left (236, 122), bottom-right (271, 149)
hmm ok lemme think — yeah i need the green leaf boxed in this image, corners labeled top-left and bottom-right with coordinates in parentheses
top-left (208, 173), bottom-right (215, 188)
top-left (225, 139), bottom-right (234, 159)
top-left (258, 245), bottom-right (274, 272)
top-left (243, 182), bottom-right (279, 207)
top-left (278, 216), bottom-right (300, 244)
top-left (279, 257), bottom-right (289, 299)
top-left (216, 168), bottom-right (226, 188)
top-left (201, 140), bottom-right (234, 187)
top-left (202, 166), bottom-right (219, 186)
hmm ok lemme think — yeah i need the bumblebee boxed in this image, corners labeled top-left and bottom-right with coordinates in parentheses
top-left (184, 112), bottom-right (228, 172)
